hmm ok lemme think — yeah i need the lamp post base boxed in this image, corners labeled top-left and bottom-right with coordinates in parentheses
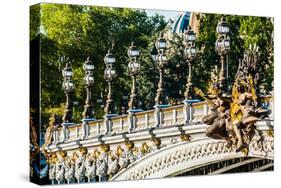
top-left (154, 104), bottom-right (171, 127)
top-left (104, 114), bottom-right (118, 135)
top-left (127, 109), bottom-right (143, 132)
top-left (61, 122), bottom-right (75, 142)
top-left (183, 99), bottom-right (200, 124)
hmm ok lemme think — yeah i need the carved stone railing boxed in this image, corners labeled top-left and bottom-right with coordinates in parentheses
top-left (50, 96), bottom-right (273, 144)
top-left (45, 96), bottom-right (273, 184)
top-left (45, 119), bottom-right (273, 184)
top-left (111, 122), bottom-right (274, 181)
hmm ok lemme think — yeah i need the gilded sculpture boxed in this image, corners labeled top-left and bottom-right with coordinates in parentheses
top-left (197, 45), bottom-right (271, 152)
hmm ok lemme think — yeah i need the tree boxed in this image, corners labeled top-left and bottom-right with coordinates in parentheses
top-left (33, 3), bottom-right (167, 124)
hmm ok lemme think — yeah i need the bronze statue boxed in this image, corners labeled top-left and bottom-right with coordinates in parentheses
top-left (45, 113), bottom-right (60, 146)
top-left (200, 45), bottom-right (271, 152)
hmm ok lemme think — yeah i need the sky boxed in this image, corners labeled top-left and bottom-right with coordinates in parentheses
top-left (145, 9), bottom-right (180, 21)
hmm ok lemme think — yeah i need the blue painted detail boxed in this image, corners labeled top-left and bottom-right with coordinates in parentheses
top-left (171, 12), bottom-right (190, 33)
top-left (154, 104), bottom-right (171, 109)
top-left (104, 114), bottom-right (118, 118)
top-left (81, 118), bottom-right (96, 122)
top-left (62, 122), bottom-right (75, 126)
top-left (183, 99), bottom-right (200, 104)
top-left (127, 109), bottom-right (143, 113)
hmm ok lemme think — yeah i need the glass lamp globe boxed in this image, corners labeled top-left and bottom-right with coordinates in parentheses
top-left (216, 17), bottom-right (230, 35)
top-left (128, 43), bottom-right (140, 58)
top-left (223, 38), bottom-right (230, 50)
top-left (129, 61), bottom-right (140, 75)
top-left (62, 66), bottom-right (73, 78)
top-left (104, 52), bottom-right (116, 64)
top-left (184, 26), bottom-right (196, 43)
top-left (63, 80), bottom-right (75, 92)
top-left (83, 57), bottom-right (94, 72)
top-left (155, 37), bottom-right (167, 50)
top-left (84, 74), bottom-right (94, 86)
top-left (215, 39), bottom-right (222, 51)
top-left (156, 54), bottom-right (167, 63)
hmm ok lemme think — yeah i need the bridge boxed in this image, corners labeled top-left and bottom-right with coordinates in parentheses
top-left (32, 15), bottom-right (275, 185)
top-left (45, 99), bottom-right (274, 184)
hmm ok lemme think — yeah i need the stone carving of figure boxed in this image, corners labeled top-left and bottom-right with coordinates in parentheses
top-left (45, 114), bottom-right (60, 146)
top-left (96, 144), bottom-right (109, 181)
top-left (75, 147), bottom-right (87, 183)
top-left (151, 138), bottom-right (162, 152)
top-left (107, 152), bottom-right (119, 178)
top-left (118, 150), bottom-right (130, 169)
top-left (203, 98), bottom-right (229, 141)
top-left (96, 153), bottom-right (108, 181)
top-left (64, 152), bottom-right (76, 184)
top-left (117, 145), bottom-right (129, 169)
top-left (55, 151), bottom-right (66, 184)
top-left (48, 153), bottom-right (57, 184)
top-left (200, 46), bottom-right (271, 152)
top-left (85, 150), bottom-right (97, 182)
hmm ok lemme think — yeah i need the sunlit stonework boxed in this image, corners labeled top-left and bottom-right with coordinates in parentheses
top-left (30, 3), bottom-right (274, 185)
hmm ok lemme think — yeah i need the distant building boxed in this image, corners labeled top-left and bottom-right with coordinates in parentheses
top-left (189, 12), bottom-right (202, 34)
top-left (167, 12), bottom-right (201, 35)
top-left (170, 12), bottom-right (190, 33)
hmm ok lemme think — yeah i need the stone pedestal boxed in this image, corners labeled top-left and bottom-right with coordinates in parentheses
top-left (154, 104), bottom-right (170, 127)
top-left (104, 114), bottom-right (118, 135)
top-left (127, 109), bottom-right (143, 132)
top-left (183, 99), bottom-right (200, 124)
top-left (81, 118), bottom-right (96, 139)
top-left (61, 122), bottom-right (75, 142)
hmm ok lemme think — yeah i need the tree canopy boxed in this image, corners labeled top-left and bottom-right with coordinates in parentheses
top-left (30, 3), bottom-right (273, 127)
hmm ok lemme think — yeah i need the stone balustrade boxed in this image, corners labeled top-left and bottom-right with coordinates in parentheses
top-left (50, 96), bottom-right (273, 145)
top-left (45, 96), bottom-right (273, 184)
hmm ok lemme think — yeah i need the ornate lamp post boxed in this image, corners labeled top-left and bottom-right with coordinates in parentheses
top-left (154, 33), bottom-right (170, 127)
top-left (103, 49), bottom-right (117, 134)
top-left (82, 57), bottom-right (95, 119)
top-left (128, 42), bottom-right (141, 110)
top-left (154, 33), bottom-right (169, 105)
top-left (62, 60), bottom-right (75, 123)
top-left (127, 42), bottom-right (143, 132)
top-left (81, 57), bottom-right (95, 138)
top-left (182, 26), bottom-right (199, 124)
top-left (61, 58), bottom-right (75, 142)
top-left (215, 16), bottom-right (230, 94)
top-left (183, 25), bottom-right (197, 100)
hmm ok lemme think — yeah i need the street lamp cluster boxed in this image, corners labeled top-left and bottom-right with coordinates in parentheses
top-left (183, 25), bottom-right (197, 100)
top-left (128, 42), bottom-right (141, 110)
top-left (82, 57), bottom-right (95, 120)
top-left (103, 49), bottom-right (117, 115)
top-left (215, 16), bottom-right (230, 94)
top-left (154, 32), bottom-right (169, 105)
top-left (62, 58), bottom-right (75, 124)
top-left (60, 16), bottom-right (230, 127)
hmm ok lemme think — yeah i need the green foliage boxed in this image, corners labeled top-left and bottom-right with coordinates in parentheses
top-left (35, 3), bottom-right (166, 124)
top-left (32, 3), bottom-right (273, 126)
top-left (193, 13), bottom-right (273, 93)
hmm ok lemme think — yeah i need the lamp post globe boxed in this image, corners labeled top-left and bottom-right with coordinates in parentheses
top-left (128, 42), bottom-right (140, 59)
top-left (155, 33), bottom-right (167, 51)
top-left (216, 16), bottom-right (231, 94)
top-left (183, 25), bottom-right (197, 100)
top-left (154, 33), bottom-right (169, 105)
top-left (184, 25), bottom-right (196, 44)
top-left (104, 50), bottom-right (116, 65)
top-left (216, 16), bottom-right (230, 35)
top-left (82, 57), bottom-right (95, 119)
top-left (62, 61), bottom-right (75, 123)
top-left (104, 50), bottom-right (117, 115)
top-left (128, 42), bottom-right (141, 110)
